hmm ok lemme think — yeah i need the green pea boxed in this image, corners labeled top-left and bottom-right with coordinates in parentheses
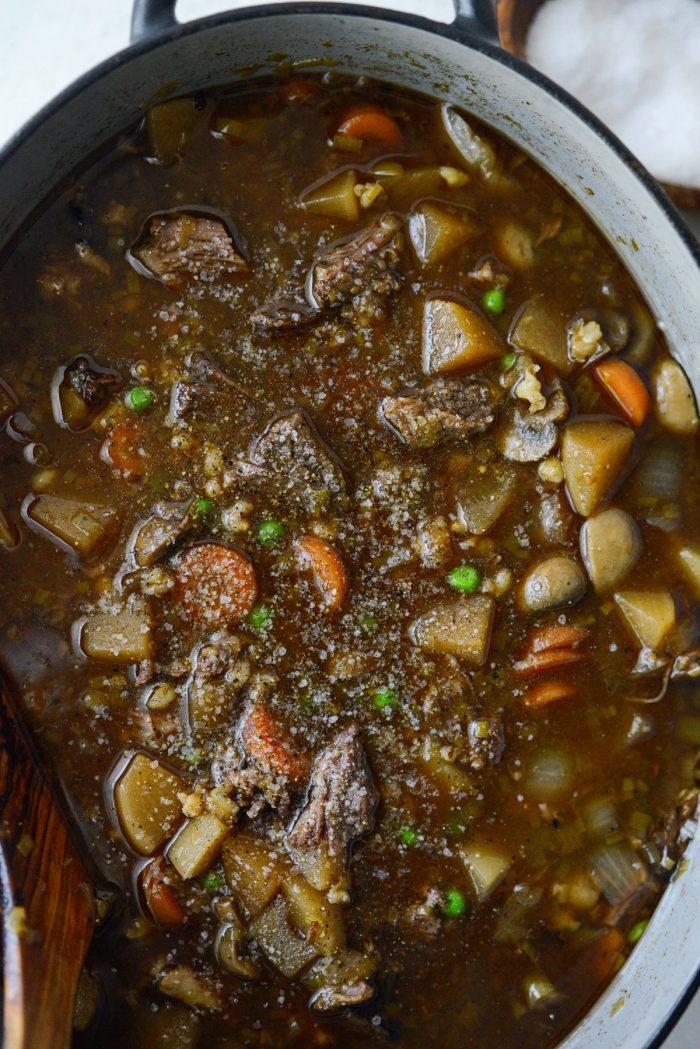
top-left (399, 826), bottom-right (418, 847)
top-left (249, 603), bottom-right (272, 631)
top-left (628, 919), bottom-right (649, 945)
top-left (200, 871), bottom-right (223, 893)
top-left (257, 519), bottom-right (285, 545)
top-left (194, 496), bottom-right (215, 519)
top-left (373, 687), bottom-right (398, 711)
top-left (447, 564), bottom-right (480, 593)
top-left (499, 352), bottom-right (517, 372)
top-left (127, 386), bottom-right (154, 411)
top-left (441, 888), bottom-right (467, 918)
top-left (482, 288), bottom-right (506, 315)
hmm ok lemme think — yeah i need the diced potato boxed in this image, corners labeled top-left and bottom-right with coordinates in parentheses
top-left (496, 220), bottom-right (535, 270)
top-left (410, 595), bottom-right (495, 665)
top-left (560, 419), bottom-right (634, 517)
top-left (424, 740), bottom-right (474, 796)
top-left (168, 814), bottom-right (230, 880)
top-left (249, 895), bottom-right (320, 978)
top-left (422, 299), bottom-right (503, 375)
top-left (385, 166), bottom-right (444, 207)
top-left (113, 752), bottom-right (185, 855)
top-left (580, 508), bottom-right (642, 592)
top-left (509, 297), bottom-right (569, 372)
top-left (157, 966), bottom-right (221, 1009)
top-left (287, 839), bottom-right (347, 893)
top-left (80, 611), bottom-right (152, 663)
top-left (651, 358), bottom-right (699, 435)
top-left (453, 462), bottom-right (517, 534)
top-left (300, 170), bottom-right (359, 223)
top-left (25, 494), bottom-right (117, 554)
top-left (459, 843), bottom-right (512, 902)
top-left (222, 833), bottom-right (287, 918)
top-left (408, 202), bottom-right (477, 267)
top-left (614, 590), bottom-right (676, 650)
top-left (678, 545), bottom-right (700, 598)
top-left (283, 874), bottom-right (346, 956)
top-left (147, 99), bottom-right (201, 165)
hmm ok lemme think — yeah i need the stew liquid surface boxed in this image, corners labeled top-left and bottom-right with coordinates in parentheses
top-left (0, 75), bottom-right (699, 1049)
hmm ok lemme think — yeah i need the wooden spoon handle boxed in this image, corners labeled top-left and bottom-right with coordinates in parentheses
top-left (0, 683), bottom-right (95, 1049)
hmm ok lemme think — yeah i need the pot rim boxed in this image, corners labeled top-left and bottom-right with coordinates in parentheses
top-left (0, 3), bottom-right (698, 1046)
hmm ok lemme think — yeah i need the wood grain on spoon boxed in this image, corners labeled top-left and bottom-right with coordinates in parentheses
top-left (0, 681), bottom-right (95, 1049)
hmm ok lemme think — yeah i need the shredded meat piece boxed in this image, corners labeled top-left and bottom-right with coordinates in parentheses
top-left (237, 410), bottom-right (347, 511)
top-left (379, 377), bottom-right (496, 449)
top-left (252, 298), bottom-right (319, 332)
top-left (66, 356), bottom-right (122, 410)
top-left (169, 350), bottom-right (257, 420)
top-left (131, 212), bottom-right (248, 287)
top-left (288, 724), bottom-right (378, 856)
top-left (468, 254), bottom-right (510, 287)
top-left (310, 211), bottom-right (403, 310)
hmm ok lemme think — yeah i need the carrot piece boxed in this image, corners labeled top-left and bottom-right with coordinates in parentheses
top-left (239, 702), bottom-right (310, 783)
top-left (173, 543), bottom-right (257, 628)
top-left (295, 535), bottom-right (349, 612)
top-left (523, 678), bottom-right (577, 708)
top-left (593, 358), bottom-right (651, 428)
top-left (589, 927), bottom-right (625, 983)
top-left (280, 77), bottom-right (321, 106)
top-left (336, 105), bottom-right (402, 148)
top-left (141, 858), bottom-right (185, 925)
top-left (103, 418), bottom-right (149, 480)
top-left (531, 623), bottom-right (589, 653)
top-left (514, 648), bottom-right (588, 675)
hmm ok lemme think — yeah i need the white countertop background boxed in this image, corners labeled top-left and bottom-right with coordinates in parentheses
top-left (0, 2), bottom-right (697, 1046)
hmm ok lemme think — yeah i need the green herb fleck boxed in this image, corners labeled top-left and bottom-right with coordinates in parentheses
top-left (249, 603), bottom-right (272, 631)
top-left (399, 826), bottom-right (418, 847)
top-left (200, 871), bottom-right (223, 893)
top-left (194, 497), bottom-right (215, 519)
top-left (359, 613), bottom-right (379, 635)
top-left (441, 888), bottom-right (467, 918)
top-left (373, 687), bottom-right (398, 711)
top-left (184, 749), bottom-right (203, 767)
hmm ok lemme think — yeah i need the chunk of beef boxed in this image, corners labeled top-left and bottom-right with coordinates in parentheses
top-left (288, 724), bottom-right (378, 856)
top-left (237, 410), bottom-right (347, 512)
top-left (252, 298), bottom-right (319, 332)
top-left (169, 350), bottom-right (256, 420)
top-left (129, 500), bottom-right (198, 566)
top-left (649, 778), bottom-right (699, 875)
top-left (467, 716), bottom-right (505, 769)
top-left (310, 212), bottom-right (403, 310)
top-left (131, 211), bottom-right (249, 287)
top-left (66, 355), bottom-right (122, 409)
top-left (497, 383), bottom-right (570, 462)
top-left (379, 377), bottom-right (496, 450)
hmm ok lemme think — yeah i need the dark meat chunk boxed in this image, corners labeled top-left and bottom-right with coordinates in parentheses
top-left (310, 211), bottom-right (403, 310)
top-left (467, 716), bottom-right (505, 769)
top-left (129, 500), bottom-right (197, 567)
top-left (379, 378), bottom-right (496, 450)
top-left (169, 350), bottom-right (256, 420)
top-left (131, 211), bottom-right (248, 287)
top-left (66, 355), bottom-right (122, 409)
top-left (237, 410), bottom-right (347, 512)
top-left (288, 724), bottom-right (377, 856)
top-left (252, 298), bottom-right (319, 332)
top-left (468, 254), bottom-right (510, 287)
top-left (498, 383), bottom-right (570, 462)
top-left (649, 779), bottom-right (699, 874)
top-left (304, 949), bottom-right (376, 1013)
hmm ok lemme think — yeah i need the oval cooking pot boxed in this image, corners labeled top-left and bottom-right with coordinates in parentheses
top-left (0, 2), bottom-right (698, 1047)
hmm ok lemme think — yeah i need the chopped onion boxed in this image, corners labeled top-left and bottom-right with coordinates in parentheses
top-left (589, 844), bottom-right (647, 904)
top-left (632, 439), bottom-right (685, 531)
top-left (523, 748), bottom-right (575, 802)
top-left (494, 884), bottom-right (543, 944)
top-left (580, 794), bottom-right (618, 838)
top-left (623, 712), bottom-right (656, 748)
top-left (524, 973), bottom-right (557, 1009)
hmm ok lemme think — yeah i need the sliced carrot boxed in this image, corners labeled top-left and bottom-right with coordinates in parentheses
top-left (336, 105), bottom-right (402, 148)
top-left (173, 543), bottom-right (257, 628)
top-left (103, 418), bottom-right (149, 480)
top-left (295, 535), bottom-right (349, 612)
top-left (514, 648), bottom-right (588, 675)
top-left (523, 678), bottom-right (577, 708)
top-left (280, 77), bottom-right (321, 106)
top-left (589, 926), bottom-right (625, 983)
top-left (593, 358), bottom-right (650, 428)
top-left (141, 858), bottom-right (185, 925)
top-left (239, 702), bottom-right (310, 782)
top-left (531, 623), bottom-right (589, 653)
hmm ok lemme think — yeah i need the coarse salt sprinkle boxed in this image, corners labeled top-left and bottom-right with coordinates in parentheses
top-left (527, 0), bottom-right (700, 188)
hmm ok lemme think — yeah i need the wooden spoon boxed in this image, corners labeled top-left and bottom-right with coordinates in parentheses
top-left (0, 680), bottom-right (95, 1049)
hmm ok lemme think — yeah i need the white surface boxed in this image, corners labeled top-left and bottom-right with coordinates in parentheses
top-left (0, 2), bottom-right (697, 1047)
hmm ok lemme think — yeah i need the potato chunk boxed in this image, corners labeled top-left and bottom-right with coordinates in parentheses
top-left (509, 297), bottom-right (569, 372)
top-left (222, 833), bottom-right (287, 919)
top-left (581, 508), bottom-right (642, 591)
top-left (408, 202), bottom-right (477, 267)
top-left (283, 875), bottom-right (346, 956)
top-left (147, 99), bottom-right (202, 166)
top-left (168, 814), bottom-right (231, 880)
top-left (560, 419), bottom-right (634, 517)
top-left (459, 843), bottom-right (512, 902)
top-left (410, 595), bottom-right (495, 664)
top-left (453, 461), bottom-right (517, 534)
top-left (614, 590), bottom-right (676, 650)
top-left (249, 896), bottom-right (320, 978)
top-left (422, 299), bottom-right (503, 375)
top-left (113, 752), bottom-right (185, 855)
top-left (651, 358), bottom-right (699, 435)
top-left (80, 611), bottom-right (152, 663)
top-left (300, 170), bottom-right (359, 223)
top-left (25, 494), bottom-right (117, 554)
top-left (678, 545), bottom-right (700, 598)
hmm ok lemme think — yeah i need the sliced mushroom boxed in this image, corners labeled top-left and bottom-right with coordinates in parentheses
top-left (580, 508), bottom-right (642, 592)
top-left (215, 902), bottom-right (261, 980)
top-left (518, 556), bottom-right (586, 613)
top-left (498, 384), bottom-right (569, 463)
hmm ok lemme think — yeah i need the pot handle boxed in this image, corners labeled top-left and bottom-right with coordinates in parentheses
top-left (131, 1), bottom-right (499, 45)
